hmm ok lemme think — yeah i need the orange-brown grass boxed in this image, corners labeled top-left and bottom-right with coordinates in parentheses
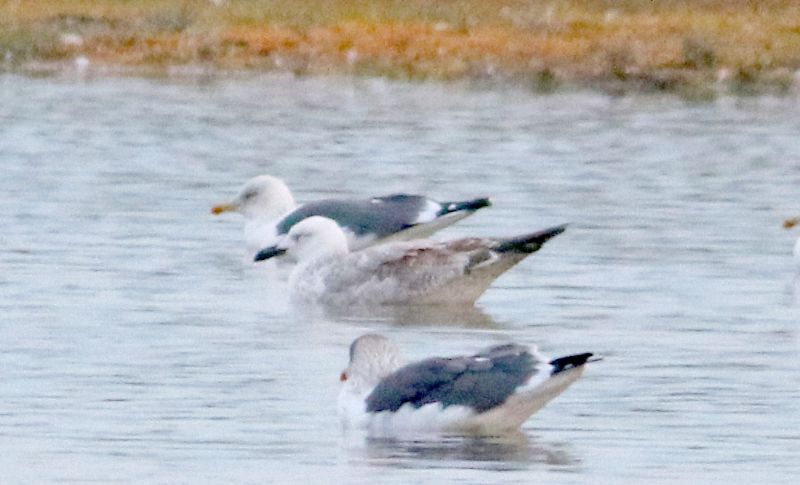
top-left (2, 0), bottom-right (799, 93)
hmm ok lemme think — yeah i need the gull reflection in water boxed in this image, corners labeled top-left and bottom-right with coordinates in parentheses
top-left (313, 303), bottom-right (501, 329)
top-left (341, 431), bottom-right (578, 471)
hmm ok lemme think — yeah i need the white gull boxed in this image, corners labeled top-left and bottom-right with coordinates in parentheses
top-left (338, 334), bottom-right (593, 435)
top-left (253, 216), bottom-right (566, 306)
top-left (783, 217), bottom-right (800, 267)
top-left (211, 175), bottom-right (491, 260)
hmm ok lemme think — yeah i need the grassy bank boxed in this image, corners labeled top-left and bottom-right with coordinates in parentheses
top-left (2, 0), bottom-right (800, 94)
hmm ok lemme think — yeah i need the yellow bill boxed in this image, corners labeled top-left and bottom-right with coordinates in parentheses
top-left (211, 202), bottom-right (238, 215)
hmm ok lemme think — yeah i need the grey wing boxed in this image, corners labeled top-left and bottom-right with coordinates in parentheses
top-left (275, 195), bottom-right (430, 238)
top-left (366, 344), bottom-right (537, 414)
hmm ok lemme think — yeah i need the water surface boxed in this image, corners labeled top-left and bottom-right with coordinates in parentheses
top-left (1, 73), bottom-right (798, 483)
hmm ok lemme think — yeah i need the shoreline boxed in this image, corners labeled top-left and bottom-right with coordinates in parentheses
top-left (3, 1), bottom-right (800, 97)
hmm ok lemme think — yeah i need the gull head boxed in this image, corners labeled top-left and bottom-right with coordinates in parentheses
top-left (253, 216), bottom-right (350, 263)
top-left (340, 334), bottom-right (404, 393)
top-left (786, 217), bottom-right (800, 266)
top-left (211, 175), bottom-right (296, 221)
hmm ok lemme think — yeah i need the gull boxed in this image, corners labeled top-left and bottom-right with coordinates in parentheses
top-left (211, 175), bottom-right (491, 260)
top-left (783, 217), bottom-right (800, 267)
top-left (338, 334), bottom-right (593, 434)
top-left (254, 216), bottom-right (566, 306)
top-left (212, 176), bottom-right (296, 260)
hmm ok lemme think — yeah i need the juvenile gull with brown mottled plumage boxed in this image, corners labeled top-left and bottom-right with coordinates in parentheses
top-left (254, 216), bottom-right (566, 306)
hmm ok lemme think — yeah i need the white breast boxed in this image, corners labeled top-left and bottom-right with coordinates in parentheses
top-left (367, 403), bottom-right (476, 437)
top-left (793, 237), bottom-right (800, 267)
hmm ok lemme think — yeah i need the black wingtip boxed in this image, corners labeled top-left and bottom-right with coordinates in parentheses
top-left (495, 223), bottom-right (568, 254)
top-left (549, 352), bottom-right (593, 374)
top-left (439, 197), bottom-right (492, 215)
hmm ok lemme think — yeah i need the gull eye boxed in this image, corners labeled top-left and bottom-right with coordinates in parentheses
top-left (242, 190), bottom-right (257, 201)
top-left (340, 371), bottom-right (348, 382)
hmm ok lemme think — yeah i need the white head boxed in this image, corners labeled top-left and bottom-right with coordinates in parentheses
top-left (784, 217), bottom-right (800, 264)
top-left (340, 334), bottom-right (405, 393)
top-left (253, 216), bottom-right (350, 263)
top-left (211, 175), bottom-right (296, 221)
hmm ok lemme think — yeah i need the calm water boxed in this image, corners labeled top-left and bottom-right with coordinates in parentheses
top-left (1, 72), bottom-right (798, 484)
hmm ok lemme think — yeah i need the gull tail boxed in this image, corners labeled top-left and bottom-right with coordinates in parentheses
top-left (438, 197), bottom-right (492, 216)
top-left (495, 224), bottom-right (567, 254)
top-left (549, 353), bottom-right (594, 375)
